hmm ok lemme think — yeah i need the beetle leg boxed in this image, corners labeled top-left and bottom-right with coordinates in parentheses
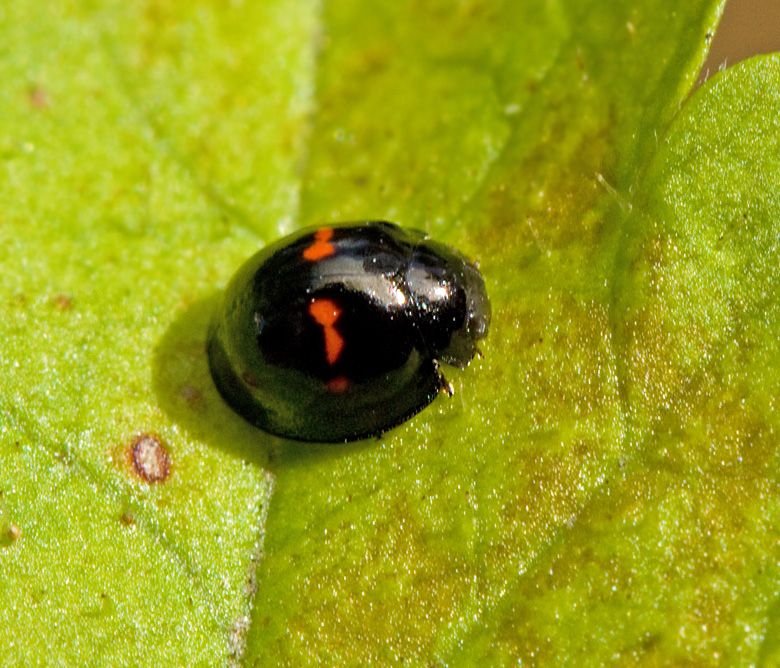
top-left (434, 360), bottom-right (455, 396)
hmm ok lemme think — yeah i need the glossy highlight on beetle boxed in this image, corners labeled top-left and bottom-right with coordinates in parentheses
top-left (208, 221), bottom-right (491, 442)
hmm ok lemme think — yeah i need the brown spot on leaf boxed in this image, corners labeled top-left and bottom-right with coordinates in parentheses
top-left (0, 523), bottom-right (20, 547)
top-left (51, 294), bottom-right (73, 311)
top-left (27, 86), bottom-right (49, 110)
top-left (129, 434), bottom-right (170, 483)
top-left (241, 370), bottom-right (261, 388)
top-left (180, 384), bottom-right (202, 406)
top-left (119, 511), bottom-right (136, 527)
top-left (576, 47), bottom-right (585, 71)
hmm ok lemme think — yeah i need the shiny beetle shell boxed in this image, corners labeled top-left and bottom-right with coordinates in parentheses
top-left (207, 221), bottom-right (490, 442)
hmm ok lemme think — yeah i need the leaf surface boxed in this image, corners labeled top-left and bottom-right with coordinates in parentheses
top-left (0, 0), bottom-right (315, 664)
top-left (6, 1), bottom-right (780, 667)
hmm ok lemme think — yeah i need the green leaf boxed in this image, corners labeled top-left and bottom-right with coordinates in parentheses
top-left (0, 0), bottom-right (315, 664)
top-left (7, 0), bottom-right (780, 666)
top-left (246, 1), bottom-right (777, 666)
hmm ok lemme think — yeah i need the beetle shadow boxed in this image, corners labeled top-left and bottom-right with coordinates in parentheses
top-left (152, 294), bottom-right (379, 472)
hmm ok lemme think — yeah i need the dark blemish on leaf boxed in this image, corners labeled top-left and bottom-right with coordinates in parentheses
top-left (27, 86), bottom-right (49, 110)
top-left (180, 384), bottom-right (202, 406)
top-left (0, 523), bottom-right (20, 548)
top-left (241, 370), bottom-right (261, 389)
top-left (576, 48), bottom-right (585, 71)
top-left (51, 294), bottom-right (74, 311)
top-left (705, 31), bottom-right (713, 42)
top-left (30, 588), bottom-right (46, 605)
top-left (83, 593), bottom-right (116, 618)
top-left (244, 563), bottom-right (258, 599)
top-left (129, 434), bottom-right (171, 483)
top-left (119, 510), bottom-right (136, 527)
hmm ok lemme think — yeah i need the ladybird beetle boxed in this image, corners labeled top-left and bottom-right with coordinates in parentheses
top-left (207, 221), bottom-right (490, 442)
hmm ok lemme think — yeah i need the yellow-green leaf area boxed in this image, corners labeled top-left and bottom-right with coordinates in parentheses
top-left (243, 1), bottom-right (772, 667)
top-left (0, 0), bottom-right (316, 664)
top-left (6, 0), bottom-right (779, 665)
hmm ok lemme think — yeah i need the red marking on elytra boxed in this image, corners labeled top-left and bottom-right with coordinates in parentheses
top-left (309, 298), bottom-right (344, 365)
top-left (326, 376), bottom-right (351, 393)
top-left (303, 228), bottom-right (335, 261)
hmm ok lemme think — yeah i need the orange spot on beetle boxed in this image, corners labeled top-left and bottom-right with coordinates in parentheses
top-left (309, 298), bottom-right (340, 327)
top-left (322, 328), bottom-right (343, 365)
top-left (303, 228), bottom-right (335, 261)
top-left (309, 298), bottom-right (344, 365)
